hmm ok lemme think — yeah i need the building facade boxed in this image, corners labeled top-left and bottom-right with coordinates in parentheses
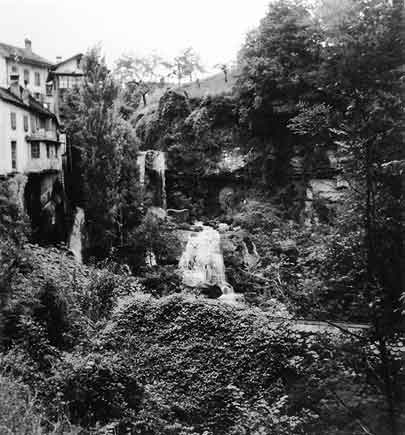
top-left (0, 39), bottom-right (82, 242)
top-left (0, 39), bottom-right (54, 111)
top-left (48, 54), bottom-right (84, 121)
top-left (0, 84), bottom-right (61, 176)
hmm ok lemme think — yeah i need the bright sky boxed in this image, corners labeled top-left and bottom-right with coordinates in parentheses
top-left (0, 0), bottom-right (269, 72)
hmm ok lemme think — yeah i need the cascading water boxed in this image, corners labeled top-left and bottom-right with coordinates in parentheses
top-left (137, 150), bottom-right (166, 209)
top-left (152, 151), bottom-right (167, 209)
top-left (179, 224), bottom-right (237, 303)
top-left (137, 151), bottom-right (147, 186)
top-left (69, 207), bottom-right (84, 263)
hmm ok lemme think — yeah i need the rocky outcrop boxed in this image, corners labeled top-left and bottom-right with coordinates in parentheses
top-left (205, 147), bottom-right (252, 177)
top-left (167, 208), bottom-right (190, 223)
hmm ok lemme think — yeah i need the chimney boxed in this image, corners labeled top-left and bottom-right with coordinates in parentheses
top-left (56, 56), bottom-right (62, 63)
top-left (24, 38), bottom-right (32, 52)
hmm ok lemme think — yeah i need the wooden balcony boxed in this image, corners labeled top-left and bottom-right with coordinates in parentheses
top-left (26, 129), bottom-right (58, 143)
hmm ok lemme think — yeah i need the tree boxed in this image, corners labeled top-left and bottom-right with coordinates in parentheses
top-left (172, 47), bottom-right (205, 85)
top-left (236, 0), bottom-right (323, 137)
top-left (287, 1), bottom-right (404, 432)
top-left (215, 63), bottom-right (229, 83)
top-left (62, 47), bottom-right (142, 260)
top-left (114, 53), bottom-right (170, 107)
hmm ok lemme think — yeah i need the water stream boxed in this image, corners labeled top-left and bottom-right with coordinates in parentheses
top-left (137, 150), bottom-right (166, 208)
top-left (69, 207), bottom-right (84, 263)
top-left (179, 224), bottom-right (237, 303)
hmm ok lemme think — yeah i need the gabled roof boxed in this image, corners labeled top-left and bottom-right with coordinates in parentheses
top-left (0, 42), bottom-right (53, 67)
top-left (52, 53), bottom-right (83, 70)
top-left (0, 86), bottom-right (57, 121)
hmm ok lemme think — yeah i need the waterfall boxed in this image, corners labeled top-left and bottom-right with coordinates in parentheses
top-left (137, 151), bottom-right (147, 186)
top-left (69, 207), bottom-right (84, 263)
top-left (152, 151), bottom-right (167, 209)
top-left (179, 225), bottom-right (236, 302)
top-left (137, 150), bottom-right (166, 208)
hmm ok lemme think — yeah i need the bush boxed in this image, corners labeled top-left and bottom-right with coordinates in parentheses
top-left (49, 352), bottom-right (143, 428)
top-left (0, 373), bottom-right (43, 434)
top-left (97, 294), bottom-right (390, 434)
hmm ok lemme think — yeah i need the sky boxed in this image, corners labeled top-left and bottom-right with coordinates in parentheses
top-left (0, 0), bottom-right (270, 72)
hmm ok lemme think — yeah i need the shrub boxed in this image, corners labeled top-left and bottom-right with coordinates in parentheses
top-left (49, 352), bottom-right (143, 428)
top-left (0, 373), bottom-right (43, 434)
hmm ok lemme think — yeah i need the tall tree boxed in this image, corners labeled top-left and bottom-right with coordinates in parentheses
top-left (172, 47), bottom-right (205, 85)
top-left (287, 1), bottom-right (404, 432)
top-left (114, 53), bottom-right (170, 107)
top-left (63, 47), bottom-right (142, 259)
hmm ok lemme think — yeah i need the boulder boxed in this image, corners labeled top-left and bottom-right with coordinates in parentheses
top-left (273, 239), bottom-right (298, 257)
top-left (200, 285), bottom-right (223, 299)
top-left (218, 187), bottom-right (235, 212)
top-left (308, 179), bottom-right (343, 202)
top-left (146, 207), bottom-right (167, 222)
top-left (167, 208), bottom-right (190, 223)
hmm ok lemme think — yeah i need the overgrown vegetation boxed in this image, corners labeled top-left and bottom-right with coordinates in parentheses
top-left (1, 0), bottom-right (404, 433)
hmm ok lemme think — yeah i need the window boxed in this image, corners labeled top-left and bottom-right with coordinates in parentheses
top-left (46, 143), bottom-right (51, 158)
top-left (31, 143), bottom-right (40, 159)
top-left (11, 65), bottom-right (17, 73)
top-left (23, 115), bottom-right (29, 132)
top-left (10, 112), bottom-right (16, 130)
top-left (35, 72), bottom-right (40, 86)
top-left (59, 76), bottom-right (69, 89)
top-left (24, 69), bottom-right (29, 84)
top-left (11, 141), bottom-right (17, 170)
top-left (46, 83), bottom-right (53, 96)
top-left (30, 115), bottom-right (36, 133)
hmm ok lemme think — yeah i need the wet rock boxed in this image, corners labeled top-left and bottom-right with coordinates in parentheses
top-left (273, 239), bottom-right (298, 256)
top-left (167, 208), bottom-right (190, 223)
top-left (308, 179), bottom-right (343, 202)
top-left (217, 223), bottom-right (230, 233)
top-left (200, 285), bottom-right (223, 299)
top-left (147, 207), bottom-right (167, 222)
top-left (219, 187), bottom-right (236, 212)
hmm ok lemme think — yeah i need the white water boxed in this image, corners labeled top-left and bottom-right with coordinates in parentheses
top-left (137, 150), bottom-right (166, 208)
top-left (179, 225), bottom-right (237, 303)
top-left (69, 207), bottom-right (84, 263)
top-left (152, 151), bottom-right (167, 209)
top-left (137, 151), bottom-right (147, 186)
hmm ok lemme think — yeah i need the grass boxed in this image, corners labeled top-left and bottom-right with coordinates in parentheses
top-left (135, 70), bottom-right (238, 118)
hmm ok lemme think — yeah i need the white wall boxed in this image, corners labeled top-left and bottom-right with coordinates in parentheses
top-left (6, 61), bottom-right (49, 96)
top-left (0, 57), bottom-right (7, 87)
top-left (54, 57), bottom-right (82, 75)
top-left (0, 99), bottom-right (61, 176)
top-left (0, 100), bottom-right (28, 174)
top-left (0, 100), bottom-right (8, 174)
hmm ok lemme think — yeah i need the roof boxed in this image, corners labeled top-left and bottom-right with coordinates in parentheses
top-left (52, 53), bottom-right (83, 70)
top-left (0, 42), bottom-right (53, 67)
top-left (0, 86), bottom-right (57, 121)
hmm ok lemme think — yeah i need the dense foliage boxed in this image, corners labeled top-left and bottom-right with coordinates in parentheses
top-left (63, 48), bottom-right (143, 259)
top-left (1, 0), bottom-right (403, 434)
